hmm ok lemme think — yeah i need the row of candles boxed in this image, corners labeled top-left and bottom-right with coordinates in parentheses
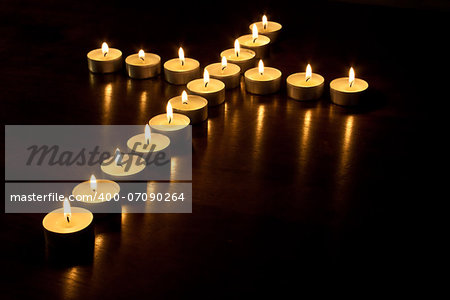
top-left (44, 15), bottom-right (369, 256)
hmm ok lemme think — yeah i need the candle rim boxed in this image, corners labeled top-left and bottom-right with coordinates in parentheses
top-left (249, 20), bottom-right (282, 32)
top-left (87, 48), bottom-right (122, 61)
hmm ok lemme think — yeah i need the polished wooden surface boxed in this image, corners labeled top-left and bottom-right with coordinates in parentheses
top-left (1, 0), bottom-right (442, 297)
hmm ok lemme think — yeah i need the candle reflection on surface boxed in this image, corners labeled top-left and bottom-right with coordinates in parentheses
top-left (102, 83), bottom-right (113, 124)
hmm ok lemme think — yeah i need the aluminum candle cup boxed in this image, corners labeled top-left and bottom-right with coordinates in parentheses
top-left (187, 79), bottom-right (225, 106)
top-left (220, 48), bottom-right (256, 73)
top-left (125, 52), bottom-right (161, 79)
top-left (205, 62), bottom-right (241, 89)
top-left (169, 94), bottom-right (208, 124)
top-left (287, 73), bottom-right (324, 101)
top-left (250, 21), bottom-right (282, 42)
top-left (87, 44), bottom-right (122, 73)
top-left (164, 58), bottom-right (200, 85)
top-left (330, 77), bottom-right (369, 106)
top-left (237, 35), bottom-right (270, 59)
top-left (244, 65), bottom-right (282, 95)
top-left (43, 205), bottom-right (94, 259)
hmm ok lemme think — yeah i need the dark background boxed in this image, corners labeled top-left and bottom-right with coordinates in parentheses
top-left (1, 0), bottom-right (446, 297)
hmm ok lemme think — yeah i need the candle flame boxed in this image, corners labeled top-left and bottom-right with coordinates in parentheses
top-left (252, 24), bottom-right (258, 42)
top-left (114, 148), bottom-right (122, 166)
top-left (182, 90), bottom-right (188, 104)
top-left (167, 102), bottom-right (173, 124)
top-left (145, 124), bottom-right (151, 144)
top-left (102, 42), bottom-right (109, 57)
top-left (138, 49), bottom-right (145, 61)
top-left (305, 64), bottom-right (312, 82)
top-left (63, 198), bottom-right (71, 223)
top-left (203, 68), bottom-right (210, 88)
top-left (221, 56), bottom-right (227, 70)
top-left (90, 174), bottom-right (97, 192)
top-left (178, 47), bottom-right (185, 66)
top-left (262, 15), bottom-right (268, 30)
top-left (349, 67), bottom-right (355, 87)
top-left (258, 59), bottom-right (264, 75)
top-left (234, 39), bottom-right (240, 57)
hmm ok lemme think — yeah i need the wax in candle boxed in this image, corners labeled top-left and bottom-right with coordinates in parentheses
top-left (250, 15), bottom-right (282, 42)
top-left (330, 69), bottom-right (368, 106)
top-left (244, 61), bottom-right (282, 94)
top-left (164, 49), bottom-right (200, 85)
top-left (205, 61), bottom-right (241, 89)
top-left (101, 152), bottom-right (146, 176)
top-left (287, 69), bottom-right (324, 101)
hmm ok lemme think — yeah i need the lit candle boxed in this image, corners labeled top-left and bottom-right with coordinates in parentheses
top-left (220, 39), bottom-right (256, 74)
top-left (100, 147), bottom-right (146, 176)
top-left (125, 49), bottom-right (161, 79)
top-left (127, 124), bottom-right (171, 153)
top-left (205, 57), bottom-right (241, 89)
top-left (286, 64), bottom-right (324, 101)
top-left (237, 24), bottom-right (271, 58)
top-left (187, 68), bottom-right (226, 106)
top-left (149, 101), bottom-right (191, 132)
top-left (42, 198), bottom-right (94, 256)
top-left (249, 14), bottom-right (282, 42)
top-left (168, 90), bottom-right (208, 124)
top-left (330, 67), bottom-right (369, 106)
top-left (71, 175), bottom-right (120, 209)
top-left (244, 59), bottom-right (282, 94)
top-left (163, 47), bottom-right (200, 85)
top-left (87, 42), bottom-right (122, 73)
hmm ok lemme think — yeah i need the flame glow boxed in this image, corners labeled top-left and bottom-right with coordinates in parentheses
top-left (252, 24), bottom-right (258, 42)
top-left (234, 39), bottom-right (240, 57)
top-left (178, 47), bottom-right (185, 66)
top-left (63, 198), bottom-right (71, 223)
top-left (203, 68), bottom-right (210, 87)
top-left (167, 102), bottom-right (173, 124)
top-left (182, 90), bottom-right (188, 104)
top-left (138, 49), bottom-right (145, 61)
top-left (262, 15), bottom-right (268, 29)
top-left (90, 174), bottom-right (97, 191)
top-left (305, 64), bottom-right (312, 82)
top-left (102, 42), bottom-right (109, 56)
top-left (114, 148), bottom-right (122, 166)
top-left (145, 124), bottom-right (151, 144)
top-left (258, 59), bottom-right (264, 75)
top-left (349, 67), bottom-right (355, 87)
top-left (221, 56), bottom-right (227, 70)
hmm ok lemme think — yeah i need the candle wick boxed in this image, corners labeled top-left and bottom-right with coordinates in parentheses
top-left (66, 216), bottom-right (70, 223)
top-left (205, 82), bottom-right (208, 88)
top-left (236, 52), bottom-right (239, 57)
top-left (103, 52), bottom-right (107, 57)
top-left (263, 24), bottom-right (267, 30)
top-left (349, 81), bottom-right (354, 88)
top-left (253, 38), bottom-right (257, 43)
top-left (181, 60), bottom-right (184, 66)
top-left (222, 66), bottom-right (226, 71)
top-left (168, 117), bottom-right (172, 124)
top-left (306, 77), bottom-right (310, 82)
top-left (140, 57), bottom-right (144, 61)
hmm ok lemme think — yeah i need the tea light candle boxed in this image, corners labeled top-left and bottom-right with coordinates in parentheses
top-left (220, 40), bottom-right (256, 73)
top-left (101, 148), bottom-right (146, 176)
top-left (238, 25), bottom-right (270, 58)
top-left (244, 60), bottom-right (282, 95)
top-left (43, 198), bottom-right (94, 253)
top-left (287, 64), bottom-right (324, 101)
top-left (125, 49), bottom-right (161, 79)
top-left (149, 101), bottom-right (191, 132)
top-left (168, 90), bottom-right (208, 124)
top-left (205, 57), bottom-right (241, 89)
top-left (187, 68), bottom-right (225, 106)
top-left (250, 15), bottom-right (282, 42)
top-left (330, 67), bottom-right (369, 106)
top-left (127, 124), bottom-right (170, 153)
top-left (87, 42), bottom-right (122, 73)
top-left (164, 47), bottom-right (200, 85)
top-left (72, 175), bottom-right (120, 203)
